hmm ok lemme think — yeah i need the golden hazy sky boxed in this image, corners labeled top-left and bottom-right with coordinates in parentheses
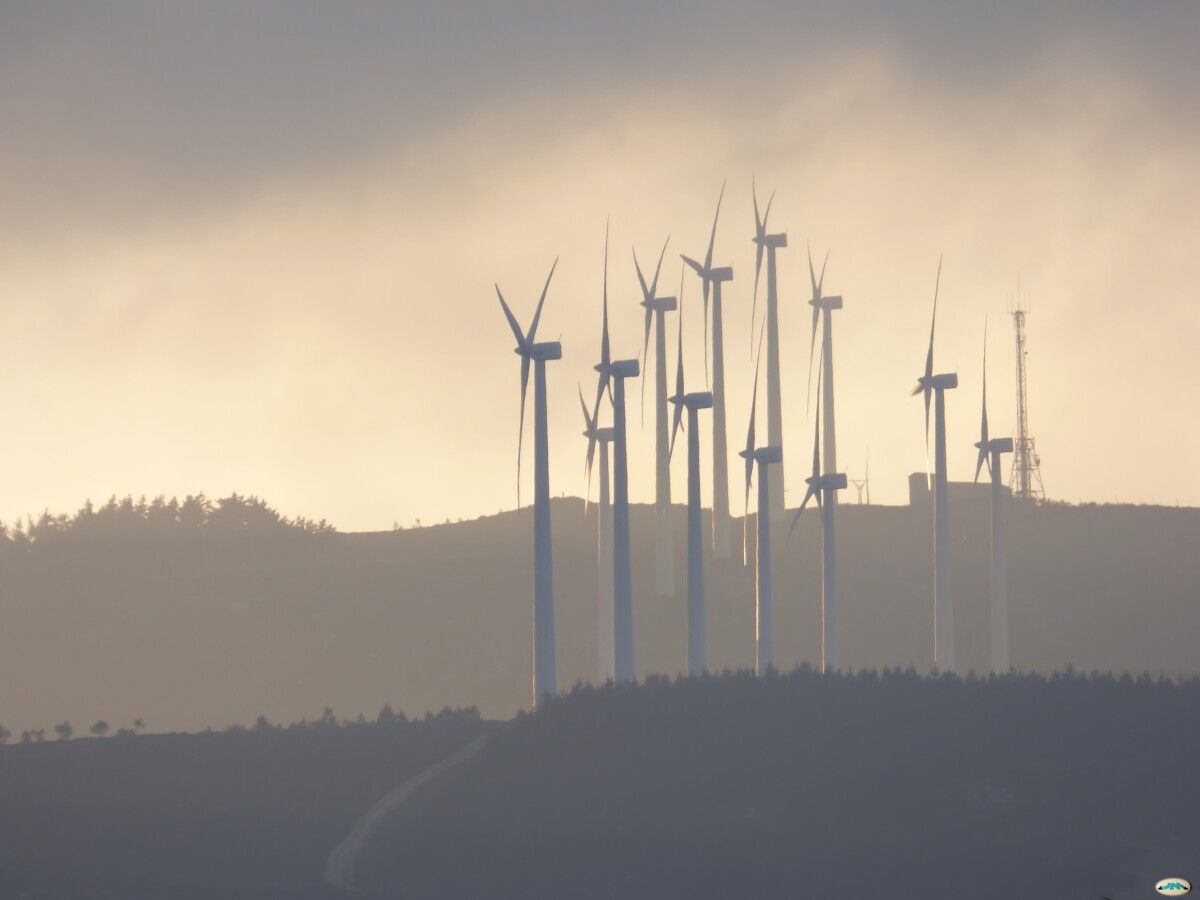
top-left (1, 2), bottom-right (1198, 530)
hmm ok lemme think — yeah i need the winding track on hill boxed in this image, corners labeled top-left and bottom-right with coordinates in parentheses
top-left (324, 732), bottom-right (492, 891)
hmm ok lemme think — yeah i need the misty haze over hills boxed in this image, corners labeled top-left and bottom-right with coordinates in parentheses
top-left (3, 492), bottom-right (1197, 734)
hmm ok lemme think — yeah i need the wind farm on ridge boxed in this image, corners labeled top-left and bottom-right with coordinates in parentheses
top-left (497, 181), bottom-right (1025, 705)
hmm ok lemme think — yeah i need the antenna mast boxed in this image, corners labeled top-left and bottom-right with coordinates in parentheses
top-left (1009, 300), bottom-right (1044, 500)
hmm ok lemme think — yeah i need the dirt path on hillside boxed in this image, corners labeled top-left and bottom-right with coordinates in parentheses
top-left (323, 732), bottom-right (492, 891)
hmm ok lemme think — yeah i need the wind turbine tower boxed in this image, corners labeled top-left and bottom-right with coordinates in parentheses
top-left (807, 249), bottom-right (844, 515)
top-left (682, 183), bottom-right (734, 559)
top-left (635, 239), bottom-right (677, 597)
top-left (1009, 300), bottom-right (1045, 501)
top-left (580, 387), bottom-right (615, 682)
top-left (495, 261), bottom-right (561, 703)
top-left (589, 229), bottom-right (639, 683)
top-left (974, 321), bottom-right (1014, 673)
top-left (740, 335), bottom-right (782, 674)
top-left (668, 275), bottom-right (713, 676)
top-left (911, 259), bottom-right (958, 673)
top-left (751, 180), bottom-right (788, 519)
top-left (789, 364), bottom-right (847, 672)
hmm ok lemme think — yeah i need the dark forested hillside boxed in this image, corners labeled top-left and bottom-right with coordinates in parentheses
top-left (357, 670), bottom-right (1200, 899)
top-left (0, 706), bottom-right (491, 899)
top-left (2, 493), bottom-right (1199, 733)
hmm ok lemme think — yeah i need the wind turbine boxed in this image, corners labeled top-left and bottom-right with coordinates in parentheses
top-left (580, 386), bottom-right (615, 683)
top-left (806, 246), bottom-right (844, 518)
top-left (495, 259), bottom-right (561, 703)
top-left (589, 228), bottom-right (640, 683)
top-left (682, 182), bottom-right (734, 559)
top-left (635, 238), bottom-right (677, 597)
top-left (851, 447), bottom-right (871, 504)
top-left (911, 257), bottom-right (958, 673)
top-left (739, 330), bottom-right (782, 674)
top-left (668, 269), bottom-right (713, 676)
top-left (789, 360), bottom-right (848, 672)
top-left (973, 319), bottom-right (1014, 674)
top-left (750, 179), bottom-right (788, 520)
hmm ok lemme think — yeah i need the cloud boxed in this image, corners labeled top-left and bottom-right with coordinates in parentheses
top-left (0, 2), bottom-right (1197, 527)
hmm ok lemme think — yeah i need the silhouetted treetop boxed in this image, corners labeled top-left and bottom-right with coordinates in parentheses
top-left (0, 493), bottom-right (335, 551)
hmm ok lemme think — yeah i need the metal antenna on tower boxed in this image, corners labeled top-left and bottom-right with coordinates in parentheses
top-left (1009, 294), bottom-right (1044, 501)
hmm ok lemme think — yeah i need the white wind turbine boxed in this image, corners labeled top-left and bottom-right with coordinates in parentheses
top-left (805, 247), bottom-right (844, 518)
top-left (789, 357), bottom-right (847, 672)
top-left (740, 328), bottom-right (782, 674)
top-left (580, 385), bottom-right (615, 683)
top-left (635, 238), bottom-right (677, 597)
top-left (682, 182), bottom-right (734, 559)
top-left (495, 260), bottom-right (561, 702)
top-left (667, 269), bottom-right (714, 676)
top-left (750, 179), bottom-right (788, 520)
top-left (588, 227), bottom-right (640, 683)
top-left (973, 319), bottom-right (1014, 674)
top-left (911, 258), bottom-right (958, 673)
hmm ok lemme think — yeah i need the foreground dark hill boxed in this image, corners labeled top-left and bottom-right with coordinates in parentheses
top-left (0, 707), bottom-right (491, 898)
top-left (2, 494), bottom-right (1199, 731)
top-left (358, 670), bottom-right (1200, 899)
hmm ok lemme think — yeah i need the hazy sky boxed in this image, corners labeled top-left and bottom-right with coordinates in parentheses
top-left (2, 2), bottom-right (1198, 530)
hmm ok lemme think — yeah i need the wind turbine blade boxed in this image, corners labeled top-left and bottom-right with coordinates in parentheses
top-left (633, 247), bottom-right (650, 301)
top-left (818, 250), bottom-right (830, 296)
top-left (808, 242), bottom-right (819, 299)
top-left (786, 505), bottom-right (804, 542)
top-left (650, 235), bottom-right (669, 298)
top-left (925, 255), bottom-right (942, 381)
top-left (526, 257), bottom-right (558, 345)
top-left (806, 304), bottom-right (820, 416)
top-left (518, 355), bottom-right (530, 507)
top-left (752, 240), bottom-right (763, 355)
top-left (680, 254), bottom-right (704, 276)
top-left (703, 281), bottom-right (710, 387)
top-left (641, 303), bottom-right (652, 425)
top-left (495, 285), bottom-right (525, 347)
top-left (579, 384), bottom-right (596, 514)
top-left (704, 179), bottom-right (725, 271)
top-left (924, 386), bottom-right (932, 488)
top-left (669, 266), bottom-right (686, 459)
top-left (752, 175), bottom-right (762, 238)
top-left (805, 244), bottom-right (820, 416)
top-left (975, 317), bottom-right (989, 483)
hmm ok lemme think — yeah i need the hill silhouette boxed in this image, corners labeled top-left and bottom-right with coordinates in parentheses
top-left (0, 705), bottom-right (490, 898)
top-left (2, 493), bottom-right (1199, 733)
top-left (355, 669), bottom-right (1200, 899)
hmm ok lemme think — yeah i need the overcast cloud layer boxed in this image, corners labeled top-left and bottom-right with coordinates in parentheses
top-left (1, 2), bottom-right (1198, 529)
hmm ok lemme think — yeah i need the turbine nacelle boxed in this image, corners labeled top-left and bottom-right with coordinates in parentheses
top-left (642, 295), bottom-right (678, 312)
top-left (670, 390), bottom-right (713, 411)
top-left (805, 472), bottom-right (848, 491)
top-left (583, 425), bottom-right (615, 442)
top-left (609, 358), bottom-right (640, 379)
top-left (525, 341), bottom-right (562, 361)
top-left (752, 232), bottom-right (788, 249)
top-left (915, 372), bottom-right (959, 393)
top-left (753, 446), bottom-right (783, 464)
top-left (976, 436), bottom-right (1014, 454)
top-left (809, 294), bottom-right (843, 311)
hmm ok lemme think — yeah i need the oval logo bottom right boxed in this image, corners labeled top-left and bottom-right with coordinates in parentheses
top-left (1157, 877), bottom-right (1192, 896)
